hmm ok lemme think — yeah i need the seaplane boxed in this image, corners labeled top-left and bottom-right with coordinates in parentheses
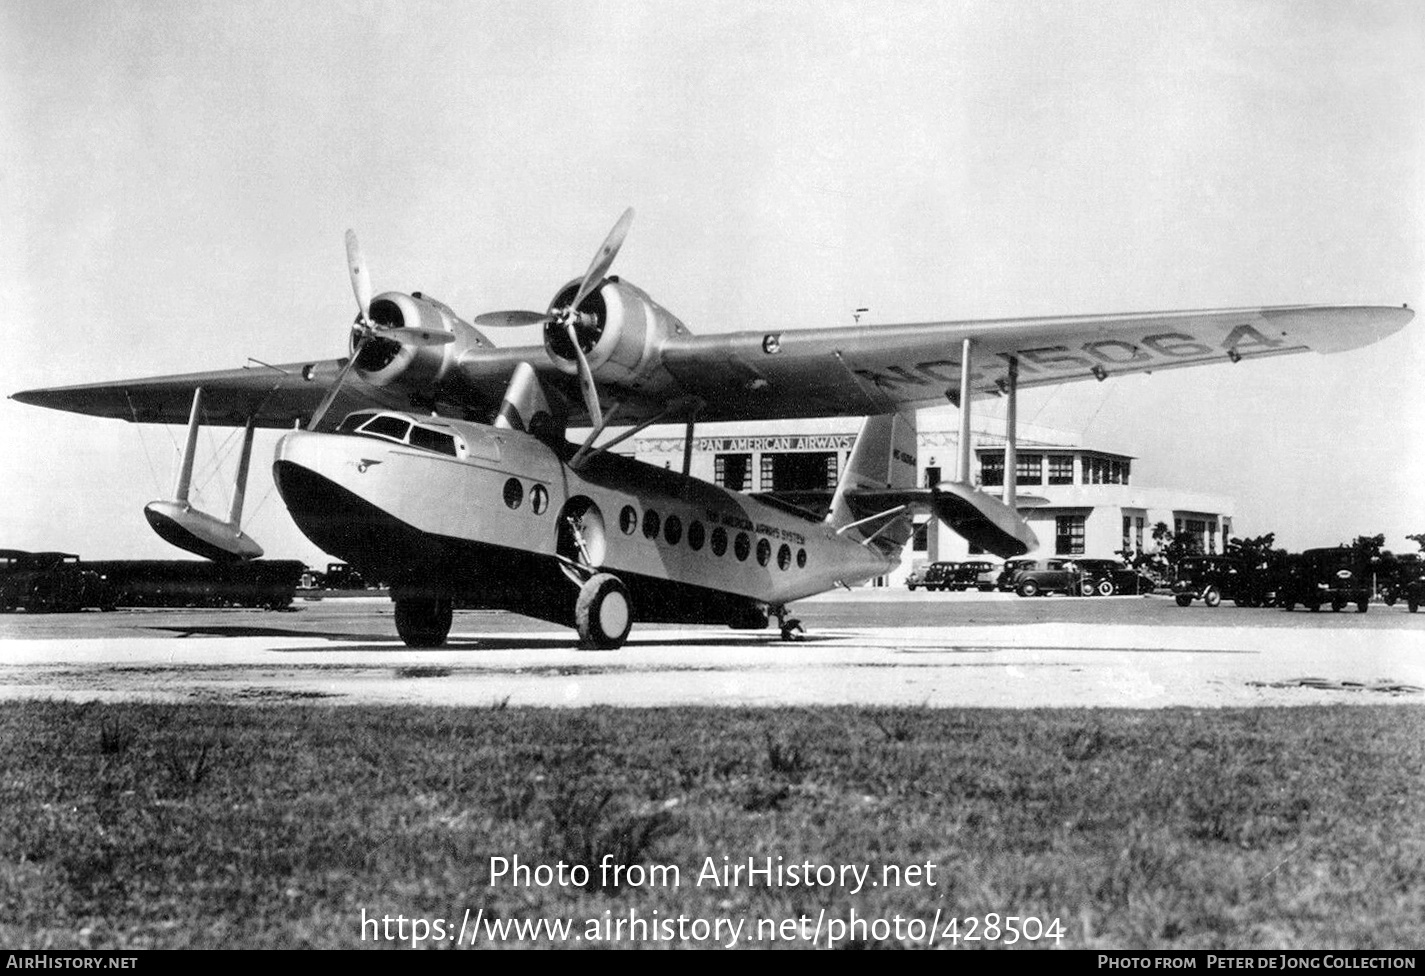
top-left (11, 210), bottom-right (1412, 648)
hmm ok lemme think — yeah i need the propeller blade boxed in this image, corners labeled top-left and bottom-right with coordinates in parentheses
top-left (383, 327), bottom-right (456, 345)
top-left (307, 338), bottom-right (367, 431)
top-left (345, 229), bottom-right (372, 325)
top-left (565, 321), bottom-right (603, 429)
top-left (568, 207), bottom-right (634, 312)
top-left (472, 310), bottom-right (551, 329)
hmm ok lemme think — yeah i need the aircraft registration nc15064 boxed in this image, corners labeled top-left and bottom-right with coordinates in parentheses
top-left (12, 211), bottom-right (1413, 647)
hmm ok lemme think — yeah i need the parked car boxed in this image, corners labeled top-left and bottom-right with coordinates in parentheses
top-left (906, 561), bottom-right (958, 592)
top-left (1170, 556), bottom-right (1263, 607)
top-left (1076, 558), bottom-right (1156, 596)
top-left (996, 557), bottom-right (1039, 592)
top-left (1279, 546), bottom-right (1373, 613)
top-left (1008, 558), bottom-right (1088, 597)
top-left (950, 560), bottom-right (998, 591)
top-left (1381, 554), bottom-right (1424, 613)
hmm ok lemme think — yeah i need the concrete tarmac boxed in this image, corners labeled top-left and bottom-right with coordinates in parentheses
top-left (1, 592), bottom-right (1422, 709)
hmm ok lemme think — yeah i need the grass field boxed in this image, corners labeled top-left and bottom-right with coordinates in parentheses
top-left (1, 701), bottom-right (1421, 949)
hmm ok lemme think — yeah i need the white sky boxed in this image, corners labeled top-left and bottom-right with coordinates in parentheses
top-left (1, 0), bottom-right (1422, 565)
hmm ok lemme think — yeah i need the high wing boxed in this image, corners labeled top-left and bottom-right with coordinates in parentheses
top-left (12, 304), bottom-right (1412, 429)
top-left (9, 358), bottom-right (417, 429)
top-left (658, 304), bottom-right (1415, 420)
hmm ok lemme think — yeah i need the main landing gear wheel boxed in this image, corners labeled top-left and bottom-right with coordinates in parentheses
top-left (576, 573), bottom-right (632, 650)
top-left (773, 607), bottom-right (805, 642)
top-left (395, 597), bottom-right (453, 648)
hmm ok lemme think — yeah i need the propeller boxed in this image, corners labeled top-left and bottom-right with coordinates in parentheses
top-left (307, 229), bottom-right (455, 432)
top-left (471, 207), bottom-right (634, 427)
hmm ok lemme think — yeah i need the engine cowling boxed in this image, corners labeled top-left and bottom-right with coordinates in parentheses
top-left (543, 278), bottom-right (691, 397)
top-left (353, 291), bottom-right (491, 392)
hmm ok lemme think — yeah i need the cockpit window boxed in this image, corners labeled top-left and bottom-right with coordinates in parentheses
top-left (409, 425), bottom-right (458, 457)
top-left (358, 415), bottom-right (412, 442)
top-left (336, 412), bottom-right (375, 433)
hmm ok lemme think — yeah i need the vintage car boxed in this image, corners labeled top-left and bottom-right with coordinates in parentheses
top-left (1170, 556), bottom-right (1264, 607)
top-left (1006, 558), bottom-right (1089, 597)
top-left (1278, 546), bottom-right (1374, 613)
top-left (1381, 554), bottom-right (1424, 613)
top-left (906, 561), bottom-right (958, 592)
top-left (949, 560), bottom-right (999, 591)
top-left (1075, 558), bottom-right (1157, 596)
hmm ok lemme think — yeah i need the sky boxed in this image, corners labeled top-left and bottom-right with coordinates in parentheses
top-left (1, 0), bottom-right (1422, 566)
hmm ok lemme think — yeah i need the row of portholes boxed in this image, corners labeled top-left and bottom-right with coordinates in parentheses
top-left (503, 477), bottom-right (550, 515)
top-left (619, 504), bottom-right (808, 571)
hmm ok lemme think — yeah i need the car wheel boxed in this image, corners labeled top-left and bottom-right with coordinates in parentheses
top-left (1355, 600), bottom-right (1368, 613)
top-left (1203, 585), bottom-right (1221, 608)
top-left (1097, 579), bottom-right (1115, 597)
top-left (1175, 594), bottom-right (1193, 607)
top-left (1408, 597), bottom-right (1419, 613)
top-left (1017, 580), bottom-right (1040, 598)
top-left (1078, 580), bottom-right (1096, 597)
top-left (1331, 599), bottom-right (1344, 613)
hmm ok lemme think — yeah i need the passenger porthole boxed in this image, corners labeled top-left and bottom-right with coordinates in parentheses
top-left (777, 543), bottom-right (791, 570)
top-left (797, 548), bottom-right (807, 569)
top-left (619, 505), bottom-right (638, 535)
top-left (664, 515), bottom-right (683, 546)
top-left (642, 509), bottom-right (661, 540)
top-left (503, 477), bottom-right (523, 510)
top-left (756, 538), bottom-right (771, 567)
top-left (530, 485), bottom-right (549, 515)
top-left (734, 532), bottom-right (750, 562)
top-left (711, 527), bottom-right (728, 557)
top-left (688, 520), bottom-right (705, 551)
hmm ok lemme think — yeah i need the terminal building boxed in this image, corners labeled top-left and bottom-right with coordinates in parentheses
top-left (630, 409), bottom-right (1234, 586)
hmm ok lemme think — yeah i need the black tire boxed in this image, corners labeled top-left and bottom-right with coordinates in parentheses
top-left (394, 597), bottom-right (453, 648)
top-left (1017, 579), bottom-right (1040, 598)
top-left (1078, 580), bottom-right (1096, 598)
top-left (1203, 586), bottom-right (1222, 608)
top-left (576, 573), bottom-right (633, 650)
top-left (1097, 579), bottom-right (1115, 597)
top-left (1307, 602), bottom-right (1321, 613)
top-left (1331, 599), bottom-right (1344, 613)
top-left (1355, 600), bottom-right (1368, 613)
top-left (1408, 598), bottom-right (1419, 613)
top-left (1175, 594), bottom-right (1193, 607)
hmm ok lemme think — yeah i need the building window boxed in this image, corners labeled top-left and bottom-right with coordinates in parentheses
top-left (1207, 520), bottom-right (1217, 554)
top-left (1055, 515), bottom-right (1085, 555)
top-left (980, 454), bottom-right (1004, 487)
top-left (1122, 515), bottom-right (1132, 553)
top-left (924, 465), bottom-right (941, 488)
top-left (1135, 517), bottom-right (1144, 552)
top-left (1184, 519), bottom-right (1207, 552)
top-left (1049, 455), bottom-right (1074, 485)
top-left (760, 452), bottom-right (838, 492)
top-left (1016, 454), bottom-right (1043, 486)
top-left (912, 520), bottom-right (929, 552)
top-left (714, 453), bottom-right (751, 491)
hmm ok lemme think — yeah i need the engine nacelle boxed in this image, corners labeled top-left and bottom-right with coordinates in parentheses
top-left (543, 278), bottom-right (691, 396)
top-left (353, 291), bottom-right (491, 392)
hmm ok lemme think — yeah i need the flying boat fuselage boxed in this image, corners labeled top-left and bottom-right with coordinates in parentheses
top-left (272, 411), bottom-right (893, 630)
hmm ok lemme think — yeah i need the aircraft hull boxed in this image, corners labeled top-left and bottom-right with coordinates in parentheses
top-left (272, 422), bottom-right (893, 629)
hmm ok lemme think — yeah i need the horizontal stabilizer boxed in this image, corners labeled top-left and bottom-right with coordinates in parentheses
top-left (929, 481), bottom-right (1037, 558)
top-left (827, 481), bottom-right (1037, 558)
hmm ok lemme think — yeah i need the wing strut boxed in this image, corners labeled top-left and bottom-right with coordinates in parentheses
top-left (142, 387), bottom-right (265, 561)
top-left (933, 341), bottom-right (1039, 558)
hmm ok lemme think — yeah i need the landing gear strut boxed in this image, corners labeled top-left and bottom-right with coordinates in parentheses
top-left (773, 606), bottom-right (805, 642)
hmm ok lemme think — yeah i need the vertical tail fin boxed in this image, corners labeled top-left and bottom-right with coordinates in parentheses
top-left (828, 411), bottom-right (918, 548)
